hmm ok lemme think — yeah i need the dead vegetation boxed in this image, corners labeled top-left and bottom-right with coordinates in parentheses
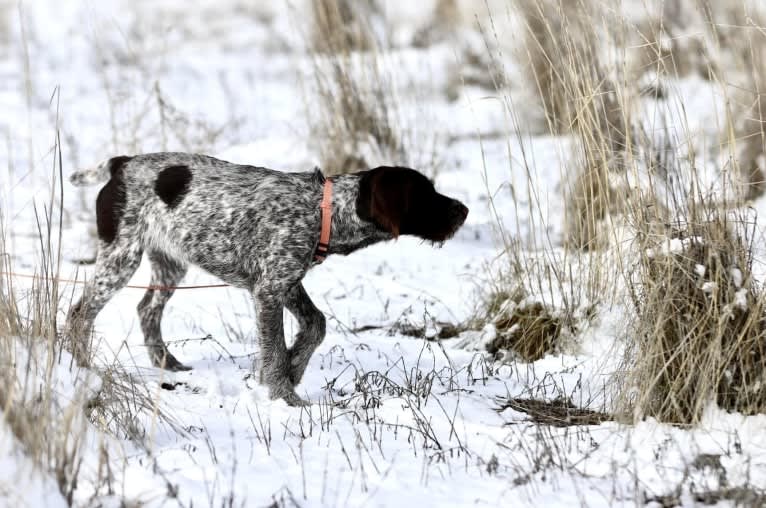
top-left (495, 396), bottom-right (611, 427)
top-left (0, 135), bottom-right (176, 502)
top-left (511, 0), bottom-right (632, 249)
top-left (629, 3), bottom-right (713, 82)
top-left (621, 211), bottom-right (766, 424)
top-left (476, 0), bottom-right (766, 428)
top-left (486, 301), bottom-right (566, 362)
top-left (0, 157), bottom-right (89, 502)
top-left (476, 286), bottom-right (581, 362)
top-left (412, 0), bottom-right (460, 48)
top-left (310, 0), bottom-right (378, 54)
top-left (722, 34), bottom-right (766, 202)
top-left (511, 0), bottom-right (766, 251)
top-left (306, 0), bottom-right (407, 175)
top-left (516, 0), bottom-right (591, 134)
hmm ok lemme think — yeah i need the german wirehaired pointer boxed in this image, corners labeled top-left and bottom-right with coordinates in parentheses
top-left (66, 153), bottom-right (468, 405)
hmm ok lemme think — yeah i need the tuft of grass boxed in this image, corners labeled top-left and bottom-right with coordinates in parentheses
top-left (484, 292), bottom-right (573, 362)
top-left (86, 364), bottom-right (182, 442)
top-left (621, 211), bottom-right (766, 424)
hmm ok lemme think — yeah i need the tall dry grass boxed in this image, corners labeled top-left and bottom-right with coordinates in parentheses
top-left (622, 203), bottom-right (766, 423)
top-left (0, 127), bottom-right (177, 502)
top-left (0, 139), bottom-right (89, 503)
top-left (513, 0), bottom-right (632, 251)
top-left (474, 0), bottom-right (766, 425)
top-left (305, 0), bottom-right (435, 176)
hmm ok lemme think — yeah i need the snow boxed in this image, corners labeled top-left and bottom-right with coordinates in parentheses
top-left (3, 0), bottom-right (766, 507)
top-left (0, 429), bottom-right (68, 508)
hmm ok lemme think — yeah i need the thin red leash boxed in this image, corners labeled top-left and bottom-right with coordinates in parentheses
top-left (0, 271), bottom-right (230, 291)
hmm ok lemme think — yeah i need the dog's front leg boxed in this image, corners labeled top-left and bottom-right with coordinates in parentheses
top-left (253, 284), bottom-right (307, 406)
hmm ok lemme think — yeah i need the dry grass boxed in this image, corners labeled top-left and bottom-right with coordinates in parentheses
top-left (477, 0), bottom-right (766, 426)
top-left (86, 364), bottom-right (181, 442)
top-left (486, 300), bottom-right (569, 362)
top-left (515, 0), bottom-right (615, 135)
top-left (512, 0), bottom-right (631, 249)
top-left (630, 7), bottom-right (713, 82)
top-left (310, 0), bottom-right (377, 55)
top-left (495, 396), bottom-right (611, 427)
top-left (729, 70), bottom-right (766, 202)
top-left (306, 0), bottom-right (419, 175)
top-left (412, 0), bottom-right (460, 48)
top-left (0, 133), bottom-right (176, 501)
top-left (721, 29), bottom-right (766, 201)
top-left (0, 151), bottom-right (88, 503)
top-left (620, 210), bottom-right (766, 424)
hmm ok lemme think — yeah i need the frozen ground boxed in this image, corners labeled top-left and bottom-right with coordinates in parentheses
top-left (3, 1), bottom-right (766, 507)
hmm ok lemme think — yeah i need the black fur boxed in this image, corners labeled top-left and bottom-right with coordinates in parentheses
top-left (95, 156), bottom-right (132, 243)
top-left (155, 165), bottom-right (193, 208)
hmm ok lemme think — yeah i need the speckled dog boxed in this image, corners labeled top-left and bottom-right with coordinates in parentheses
top-left (66, 153), bottom-right (469, 405)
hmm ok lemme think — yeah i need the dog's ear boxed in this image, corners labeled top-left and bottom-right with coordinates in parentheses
top-left (357, 168), bottom-right (412, 238)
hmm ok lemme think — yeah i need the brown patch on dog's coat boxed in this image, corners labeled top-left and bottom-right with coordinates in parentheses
top-left (357, 167), bottom-right (411, 237)
top-left (155, 165), bottom-right (193, 208)
top-left (357, 166), bottom-right (468, 242)
top-left (96, 156), bottom-right (133, 243)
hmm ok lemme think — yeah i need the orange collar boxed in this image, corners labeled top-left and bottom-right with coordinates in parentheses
top-left (314, 178), bottom-right (333, 262)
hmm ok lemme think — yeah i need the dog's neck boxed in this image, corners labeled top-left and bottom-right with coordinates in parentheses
top-left (323, 173), bottom-right (392, 257)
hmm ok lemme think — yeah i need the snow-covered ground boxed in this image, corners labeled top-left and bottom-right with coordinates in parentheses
top-left (3, 1), bottom-right (766, 507)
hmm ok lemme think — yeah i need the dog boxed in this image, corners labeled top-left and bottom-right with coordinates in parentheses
top-left (66, 152), bottom-right (469, 405)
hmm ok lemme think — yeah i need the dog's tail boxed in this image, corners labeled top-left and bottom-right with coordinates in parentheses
top-left (69, 158), bottom-right (112, 186)
top-left (69, 156), bottom-right (133, 186)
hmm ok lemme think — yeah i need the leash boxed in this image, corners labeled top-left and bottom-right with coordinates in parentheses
top-left (0, 271), bottom-right (230, 291)
top-left (314, 178), bottom-right (333, 262)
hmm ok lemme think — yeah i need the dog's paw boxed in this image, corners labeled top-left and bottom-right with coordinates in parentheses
top-left (282, 391), bottom-right (311, 407)
top-left (267, 383), bottom-right (310, 407)
top-left (150, 348), bottom-right (192, 372)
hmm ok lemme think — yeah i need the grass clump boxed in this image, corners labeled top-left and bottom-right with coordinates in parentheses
top-left (623, 213), bottom-right (766, 424)
top-left (484, 290), bottom-right (573, 362)
top-left (310, 0), bottom-right (377, 55)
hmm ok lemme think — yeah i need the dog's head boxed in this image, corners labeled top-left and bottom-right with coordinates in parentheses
top-left (356, 166), bottom-right (468, 242)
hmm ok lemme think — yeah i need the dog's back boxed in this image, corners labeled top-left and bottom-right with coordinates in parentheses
top-left (72, 153), bottom-right (323, 285)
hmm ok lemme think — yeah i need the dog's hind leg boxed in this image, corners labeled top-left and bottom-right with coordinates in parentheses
top-left (137, 250), bottom-right (190, 371)
top-left (285, 283), bottom-right (326, 386)
top-left (65, 239), bottom-right (143, 366)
